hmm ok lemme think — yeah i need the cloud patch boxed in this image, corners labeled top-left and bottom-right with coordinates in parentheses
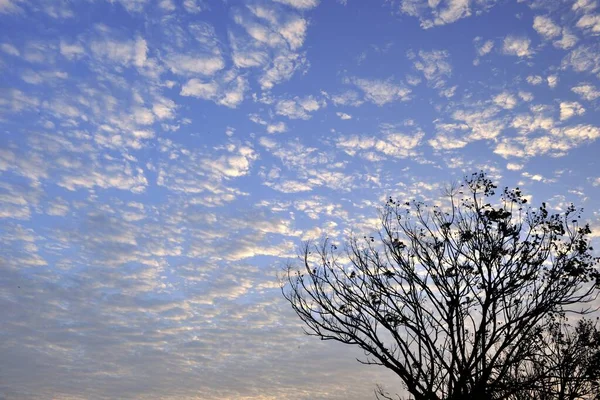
top-left (394, 0), bottom-right (496, 29)
top-left (180, 73), bottom-right (248, 108)
top-left (347, 77), bottom-right (411, 105)
top-left (275, 95), bottom-right (325, 119)
top-left (533, 15), bottom-right (561, 39)
top-left (502, 35), bottom-right (532, 57)
top-left (273, 0), bottom-right (320, 10)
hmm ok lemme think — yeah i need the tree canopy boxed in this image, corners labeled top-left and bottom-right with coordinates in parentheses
top-left (283, 172), bottom-right (600, 400)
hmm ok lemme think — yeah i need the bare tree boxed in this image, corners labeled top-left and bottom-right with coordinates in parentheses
top-left (283, 172), bottom-right (600, 400)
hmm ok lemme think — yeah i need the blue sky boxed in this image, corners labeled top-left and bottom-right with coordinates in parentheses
top-left (1, 0), bottom-right (600, 398)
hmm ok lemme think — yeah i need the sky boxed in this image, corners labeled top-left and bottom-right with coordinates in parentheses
top-left (1, 0), bottom-right (600, 399)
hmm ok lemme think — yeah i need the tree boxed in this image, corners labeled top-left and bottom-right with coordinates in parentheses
top-left (282, 172), bottom-right (600, 400)
top-left (505, 316), bottom-right (600, 400)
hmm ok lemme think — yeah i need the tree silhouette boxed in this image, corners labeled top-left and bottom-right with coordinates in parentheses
top-left (283, 172), bottom-right (600, 400)
top-left (505, 316), bottom-right (600, 400)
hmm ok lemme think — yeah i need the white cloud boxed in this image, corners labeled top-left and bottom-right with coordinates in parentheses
top-left (267, 121), bottom-right (287, 133)
top-left (336, 125), bottom-right (424, 159)
top-left (156, 140), bottom-right (258, 203)
top-left (413, 49), bottom-right (452, 86)
top-left (212, 145), bottom-right (258, 178)
top-left (158, 0), bottom-right (175, 11)
top-left (272, 0), bottom-right (320, 9)
top-left (181, 79), bottom-right (218, 99)
top-left (561, 124), bottom-right (600, 140)
top-left (90, 36), bottom-right (148, 68)
top-left (547, 74), bottom-right (559, 88)
top-left (562, 45), bottom-right (600, 75)
top-left (59, 40), bottom-right (85, 59)
top-left (506, 163), bottom-right (523, 170)
top-left (152, 97), bottom-right (177, 120)
top-left (132, 107), bottom-right (155, 125)
top-left (518, 91), bottom-right (534, 102)
top-left (229, 3), bottom-right (308, 90)
top-left (268, 179), bottom-right (314, 193)
top-left (493, 92), bottom-right (517, 109)
top-left (495, 124), bottom-right (600, 158)
top-left (161, 21), bottom-right (225, 76)
top-left (405, 74), bottom-right (422, 85)
top-left (232, 48), bottom-right (269, 68)
top-left (573, 0), bottom-right (597, 13)
top-left (37, 1), bottom-right (75, 19)
top-left (330, 90), bottom-right (364, 107)
top-left (511, 105), bottom-right (555, 135)
top-left (19, 41), bottom-right (55, 64)
top-left (0, 0), bottom-right (25, 13)
top-left (533, 15), bottom-right (561, 39)
top-left (257, 136), bottom-right (357, 192)
top-left (0, 89), bottom-right (40, 113)
top-left (233, 15), bottom-right (285, 48)
top-left (165, 54), bottom-right (224, 76)
top-left (527, 75), bottom-right (543, 85)
top-left (259, 51), bottom-right (308, 90)
top-left (0, 42), bottom-right (19, 56)
top-left (336, 112), bottom-right (352, 120)
top-left (183, 0), bottom-right (208, 13)
top-left (452, 106), bottom-right (505, 141)
top-left (46, 198), bottom-right (70, 216)
top-left (559, 101), bottom-right (585, 120)
top-left (522, 172), bottom-right (552, 183)
top-left (438, 85), bottom-right (457, 98)
top-left (59, 164), bottom-right (148, 193)
top-left (428, 133), bottom-right (468, 150)
top-left (180, 73), bottom-right (248, 108)
top-left (229, 4), bottom-right (311, 90)
top-left (475, 39), bottom-right (494, 56)
top-left (111, 0), bottom-right (150, 13)
top-left (249, 113), bottom-right (267, 125)
top-left (229, 32), bottom-right (270, 68)
top-left (275, 95), bottom-right (324, 119)
top-left (553, 29), bottom-right (578, 49)
top-left (277, 15), bottom-right (308, 50)
top-left (0, 191), bottom-right (31, 220)
top-left (576, 13), bottom-right (600, 34)
top-left (219, 75), bottom-right (248, 108)
top-left (502, 35), bottom-right (532, 57)
top-left (20, 69), bottom-right (67, 85)
top-left (571, 83), bottom-right (600, 100)
top-left (396, 0), bottom-right (491, 29)
top-left (348, 77), bottom-right (411, 105)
